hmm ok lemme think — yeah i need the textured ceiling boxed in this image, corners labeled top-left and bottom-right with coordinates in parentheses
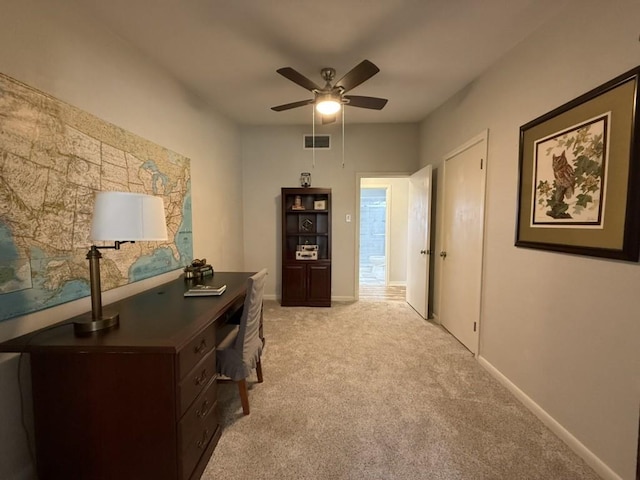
top-left (72, 0), bottom-right (567, 125)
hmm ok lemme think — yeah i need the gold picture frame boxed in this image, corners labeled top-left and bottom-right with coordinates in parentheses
top-left (515, 66), bottom-right (640, 261)
top-left (314, 200), bottom-right (326, 210)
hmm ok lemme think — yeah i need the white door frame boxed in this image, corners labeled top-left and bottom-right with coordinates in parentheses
top-left (354, 172), bottom-right (412, 300)
top-left (438, 130), bottom-right (488, 355)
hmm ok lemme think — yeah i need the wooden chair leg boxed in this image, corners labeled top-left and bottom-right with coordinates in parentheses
top-left (256, 357), bottom-right (263, 383)
top-left (238, 379), bottom-right (250, 415)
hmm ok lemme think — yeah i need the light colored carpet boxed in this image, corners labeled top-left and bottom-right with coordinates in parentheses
top-left (202, 300), bottom-right (600, 480)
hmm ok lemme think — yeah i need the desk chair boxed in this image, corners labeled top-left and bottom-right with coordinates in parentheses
top-left (216, 268), bottom-right (267, 415)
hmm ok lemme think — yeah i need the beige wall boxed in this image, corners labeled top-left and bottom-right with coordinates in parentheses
top-left (1, 0), bottom-right (638, 479)
top-left (0, 1), bottom-right (243, 478)
top-left (241, 123), bottom-right (419, 300)
top-left (419, 1), bottom-right (640, 478)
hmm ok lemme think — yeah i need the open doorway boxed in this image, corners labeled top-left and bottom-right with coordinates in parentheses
top-left (359, 186), bottom-right (388, 286)
top-left (357, 176), bottom-right (409, 301)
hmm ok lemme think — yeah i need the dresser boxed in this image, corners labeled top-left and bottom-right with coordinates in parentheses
top-left (0, 272), bottom-right (254, 480)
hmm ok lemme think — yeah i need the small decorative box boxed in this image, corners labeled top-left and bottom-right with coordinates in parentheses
top-left (296, 251), bottom-right (318, 260)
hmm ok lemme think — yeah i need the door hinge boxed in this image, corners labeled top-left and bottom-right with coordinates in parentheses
top-left (473, 321), bottom-right (477, 332)
top-left (480, 158), bottom-right (483, 170)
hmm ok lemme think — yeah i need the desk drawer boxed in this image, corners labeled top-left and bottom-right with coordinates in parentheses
top-left (179, 378), bottom-right (217, 450)
top-left (178, 324), bottom-right (216, 379)
top-left (178, 351), bottom-right (216, 416)
top-left (180, 404), bottom-right (220, 480)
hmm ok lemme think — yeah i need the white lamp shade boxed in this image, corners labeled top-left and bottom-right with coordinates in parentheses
top-left (316, 99), bottom-right (341, 115)
top-left (90, 191), bottom-right (168, 241)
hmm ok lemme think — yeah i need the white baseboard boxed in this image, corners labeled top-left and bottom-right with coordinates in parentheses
top-left (477, 355), bottom-right (623, 480)
top-left (388, 281), bottom-right (406, 287)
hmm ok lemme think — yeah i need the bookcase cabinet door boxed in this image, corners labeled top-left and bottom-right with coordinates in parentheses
top-left (307, 264), bottom-right (331, 304)
top-left (282, 264), bottom-right (307, 305)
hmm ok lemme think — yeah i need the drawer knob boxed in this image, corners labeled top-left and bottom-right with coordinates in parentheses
top-left (196, 400), bottom-right (211, 418)
top-left (196, 429), bottom-right (210, 449)
top-left (195, 369), bottom-right (208, 386)
top-left (194, 338), bottom-right (207, 354)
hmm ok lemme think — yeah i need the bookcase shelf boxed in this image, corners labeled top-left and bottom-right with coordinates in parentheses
top-left (281, 187), bottom-right (331, 307)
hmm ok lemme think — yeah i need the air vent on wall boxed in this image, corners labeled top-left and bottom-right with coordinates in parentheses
top-left (303, 134), bottom-right (331, 150)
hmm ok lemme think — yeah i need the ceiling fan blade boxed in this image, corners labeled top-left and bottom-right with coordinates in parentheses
top-left (344, 95), bottom-right (388, 110)
top-left (271, 99), bottom-right (314, 112)
top-left (321, 114), bottom-right (336, 125)
top-left (334, 60), bottom-right (380, 93)
top-left (276, 67), bottom-right (321, 92)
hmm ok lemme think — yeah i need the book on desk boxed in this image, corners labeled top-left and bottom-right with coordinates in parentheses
top-left (184, 284), bottom-right (227, 297)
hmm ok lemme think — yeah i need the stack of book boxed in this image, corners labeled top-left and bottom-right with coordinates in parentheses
top-left (183, 284), bottom-right (227, 297)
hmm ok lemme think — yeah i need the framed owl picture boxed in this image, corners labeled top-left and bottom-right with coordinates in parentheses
top-left (516, 65), bottom-right (640, 261)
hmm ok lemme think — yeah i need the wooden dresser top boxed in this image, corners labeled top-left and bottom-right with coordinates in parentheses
top-left (0, 272), bottom-right (253, 354)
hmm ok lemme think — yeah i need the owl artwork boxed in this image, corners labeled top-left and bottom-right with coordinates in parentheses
top-left (552, 150), bottom-right (575, 202)
top-left (533, 117), bottom-right (607, 224)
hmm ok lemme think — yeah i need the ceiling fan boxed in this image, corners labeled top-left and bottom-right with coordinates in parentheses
top-left (271, 59), bottom-right (388, 123)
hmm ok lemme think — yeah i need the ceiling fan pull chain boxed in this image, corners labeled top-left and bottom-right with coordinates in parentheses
top-left (312, 105), bottom-right (316, 168)
top-left (342, 107), bottom-right (345, 168)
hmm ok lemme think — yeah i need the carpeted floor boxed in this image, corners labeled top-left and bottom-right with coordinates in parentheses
top-left (202, 300), bottom-right (600, 480)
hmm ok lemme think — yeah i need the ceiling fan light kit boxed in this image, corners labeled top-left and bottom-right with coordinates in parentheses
top-left (271, 59), bottom-right (387, 123)
top-left (316, 96), bottom-right (341, 115)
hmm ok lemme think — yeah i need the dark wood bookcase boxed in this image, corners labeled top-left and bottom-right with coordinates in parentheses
top-left (281, 187), bottom-right (331, 306)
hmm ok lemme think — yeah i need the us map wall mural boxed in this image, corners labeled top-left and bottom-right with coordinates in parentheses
top-left (0, 73), bottom-right (193, 322)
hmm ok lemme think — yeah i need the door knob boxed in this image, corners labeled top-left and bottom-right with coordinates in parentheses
top-left (420, 249), bottom-right (426, 254)
top-left (439, 251), bottom-right (447, 258)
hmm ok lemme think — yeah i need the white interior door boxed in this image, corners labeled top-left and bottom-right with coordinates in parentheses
top-left (439, 132), bottom-right (487, 354)
top-left (406, 165), bottom-right (432, 319)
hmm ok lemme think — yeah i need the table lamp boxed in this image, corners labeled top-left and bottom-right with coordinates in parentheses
top-left (73, 191), bottom-right (168, 334)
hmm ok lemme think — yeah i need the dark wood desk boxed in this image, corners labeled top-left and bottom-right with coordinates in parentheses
top-left (0, 272), bottom-right (254, 480)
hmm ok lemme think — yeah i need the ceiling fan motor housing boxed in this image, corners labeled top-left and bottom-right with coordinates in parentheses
top-left (320, 67), bottom-right (336, 84)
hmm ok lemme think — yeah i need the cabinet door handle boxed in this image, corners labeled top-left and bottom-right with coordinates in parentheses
top-left (195, 369), bottom-right (208, 386)
top-left (196, 399), bottom-right (211, 418)
top-left (194, 338), bottom-right (207, 354)
top-left (196, 429), bottom-right (210, 449)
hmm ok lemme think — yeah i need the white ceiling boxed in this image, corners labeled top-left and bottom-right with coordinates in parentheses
top-left (73, 0), bottom-right (566, 126)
